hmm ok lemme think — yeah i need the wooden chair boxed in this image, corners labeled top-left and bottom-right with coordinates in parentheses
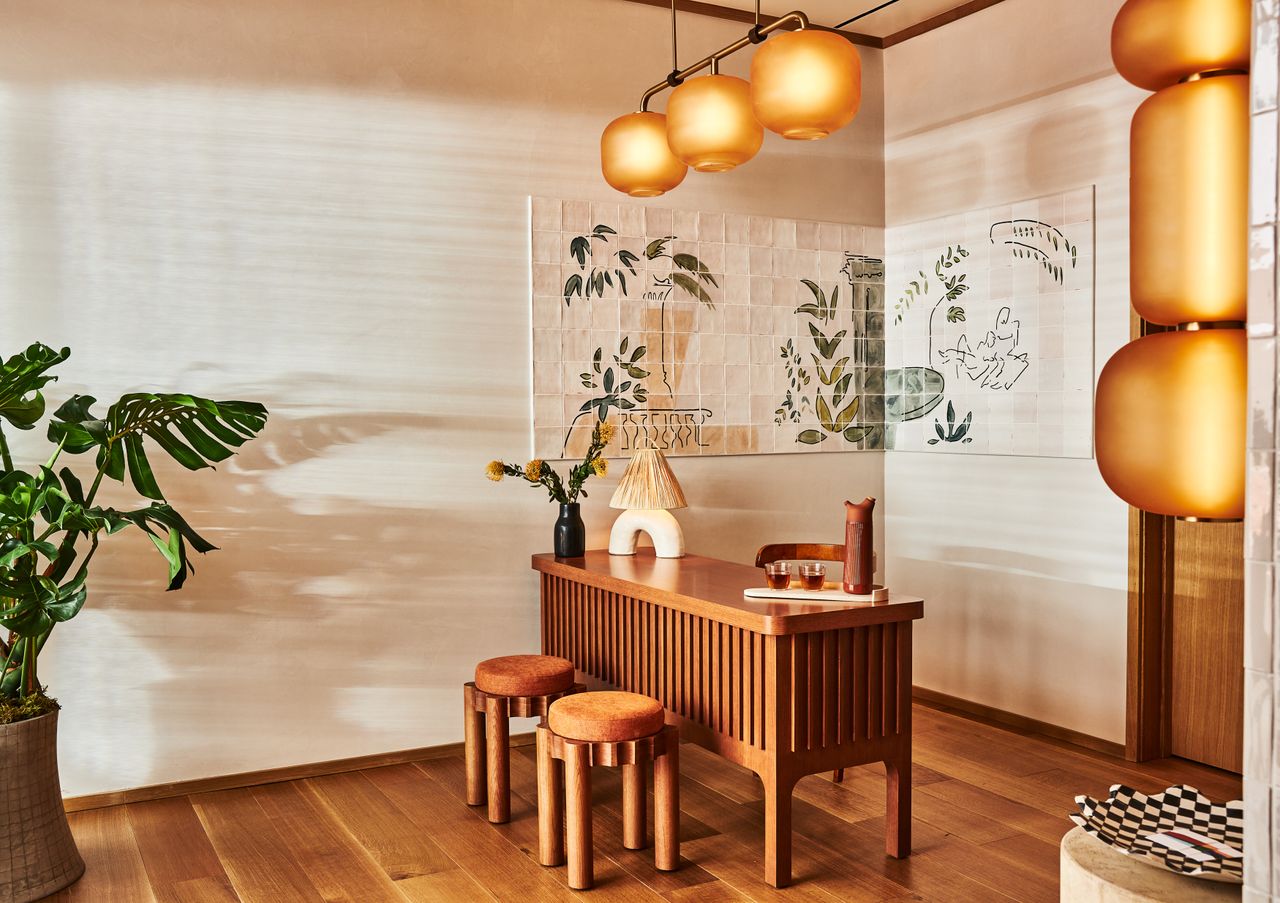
top-left (754, 542), bottom-right (849, 784)
top-left (537, 691), bottom-right (680, 890)
top-left (464, 655), bottom-right (585, 823)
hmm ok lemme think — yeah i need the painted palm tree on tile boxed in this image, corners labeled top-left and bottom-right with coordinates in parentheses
top-left (562, 225), bottom-right (717, 396)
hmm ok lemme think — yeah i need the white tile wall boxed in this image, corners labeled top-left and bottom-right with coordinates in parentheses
top-left (1248, 2), bottom-right (1280, 898)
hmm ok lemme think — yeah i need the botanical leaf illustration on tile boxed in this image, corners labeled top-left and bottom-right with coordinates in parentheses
top-left (884, 187), bottom-right (1096, 456)
top-left (531, 197), bottom-right (888, 458)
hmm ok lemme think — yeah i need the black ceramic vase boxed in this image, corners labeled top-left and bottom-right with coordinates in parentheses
top-left (554, 503), bottom-right (586, 558)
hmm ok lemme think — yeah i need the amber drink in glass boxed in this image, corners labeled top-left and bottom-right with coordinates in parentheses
top-left (764, 561), bottom-right (791, 590)
top-left (798, 562), bottom-right (826, 590)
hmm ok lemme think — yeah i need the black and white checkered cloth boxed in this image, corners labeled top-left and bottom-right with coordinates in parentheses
top-left (1070, 784), bottom-right (1244, 881)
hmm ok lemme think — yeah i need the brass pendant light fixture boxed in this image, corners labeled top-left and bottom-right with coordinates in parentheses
top-left (599, 2), bottom-right (863, 195)
top-left (1095, 0), bottom-right (1250, 521)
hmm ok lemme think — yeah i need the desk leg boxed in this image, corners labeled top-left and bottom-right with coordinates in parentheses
top-left (763, 770), bottom-right (796, 888)
top-left (885, 752), bottom-right (911, 858)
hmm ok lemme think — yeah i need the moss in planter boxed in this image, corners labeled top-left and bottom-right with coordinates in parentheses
top-left (0, 693), bottom-right (59, 725)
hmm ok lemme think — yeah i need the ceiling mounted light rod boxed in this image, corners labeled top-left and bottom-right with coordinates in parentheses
top-left (639, 9), bottom-right (810, 111)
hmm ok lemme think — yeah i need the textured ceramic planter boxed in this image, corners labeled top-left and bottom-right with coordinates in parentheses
top-left (0, 711), bottom-right (84, 902)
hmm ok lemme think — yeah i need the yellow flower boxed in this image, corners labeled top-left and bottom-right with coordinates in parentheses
top-left (525, 459), bottom-right (545, 482)
top-left (485, 460), bottom-right (504, 482)
top-left (590, 457), bottom-right (608, 477)
top-left (596, 421), bottom-right (615, 445)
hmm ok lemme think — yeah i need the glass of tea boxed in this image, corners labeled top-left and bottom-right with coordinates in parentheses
top-left (798, 562), bottom-right (826, 590)
top-left (764, 561), bottom-right (791, 590)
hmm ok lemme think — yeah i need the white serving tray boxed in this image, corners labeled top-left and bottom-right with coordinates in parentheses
top-left (744, 582), bottom-right (890, 603)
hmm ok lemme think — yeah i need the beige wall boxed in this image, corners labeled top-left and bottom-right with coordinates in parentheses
top-left (882, 0), bottom-right (1138, 742)
top-left (0, 0), bottom-right (886, 795)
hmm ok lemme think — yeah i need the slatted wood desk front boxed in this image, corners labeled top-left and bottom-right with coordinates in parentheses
top-left (533, 550), bottom-right (924, 888)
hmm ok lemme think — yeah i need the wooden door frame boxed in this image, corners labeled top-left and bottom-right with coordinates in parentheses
top-left (1126, 507), bottom-right (1174, 761)
top-left (1125, 315), bottom-right (1173, 763)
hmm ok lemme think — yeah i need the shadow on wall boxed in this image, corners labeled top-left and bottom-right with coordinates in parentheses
top-left (1024, 105), bottom-right (1111, 190)
top-left (887, 140), bottom-right (985, 220)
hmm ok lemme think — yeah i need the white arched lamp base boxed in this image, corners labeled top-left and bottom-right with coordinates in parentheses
top-left (608, 508), bottom-right (685, 558)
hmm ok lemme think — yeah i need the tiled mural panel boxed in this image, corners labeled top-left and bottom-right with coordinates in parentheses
top-left (530, 197), bottom-right (886, 459)
top-left (884, 187), bottom-right (1096, 457)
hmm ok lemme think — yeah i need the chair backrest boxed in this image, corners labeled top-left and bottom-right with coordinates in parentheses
top-left (753, 543), bottom-right (845, 568)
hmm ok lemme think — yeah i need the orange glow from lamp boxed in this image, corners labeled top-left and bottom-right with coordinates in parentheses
top-left (600, 111), bottom-right (688, 197)
top-left (665, 72), bottom-right (763, 173)
top-left (1129, 74), bottom-right (1249, 325)
top-left (1095, 328), bottom-right (1246, 520)
top-left (750, 29), bottom-right (862, 140)
top-left (1111, 0), bottom-right (1251, 91)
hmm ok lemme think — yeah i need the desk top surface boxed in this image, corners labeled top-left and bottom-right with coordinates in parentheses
top-left (532, 550), bottom-right (923, 635)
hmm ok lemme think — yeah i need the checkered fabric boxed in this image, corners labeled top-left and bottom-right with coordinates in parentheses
top-left (1069, 784), bottom-right (1244, 881)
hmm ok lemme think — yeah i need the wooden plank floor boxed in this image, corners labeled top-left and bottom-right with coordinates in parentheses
top-left (48, 704), bottom-right (1242, 902)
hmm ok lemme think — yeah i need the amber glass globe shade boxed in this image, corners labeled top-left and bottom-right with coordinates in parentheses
top-left (1111, 0), bottom-right (1250, 90)
top-left (750, 29), bottom-right (862, 140)
top-left (665, 75), bottom-right (763, 173)
top-left (1095, 329), bottom-right (1245, 519)
top-left (1130, 75), bottom-right (1248, 325)
top-left (600, 111), bottom-right (687, 198)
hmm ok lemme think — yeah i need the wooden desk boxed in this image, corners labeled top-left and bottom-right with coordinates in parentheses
top-left (533, 550), bottom-right (924, 888)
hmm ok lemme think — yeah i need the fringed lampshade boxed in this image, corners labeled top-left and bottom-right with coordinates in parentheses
top-left (608, 448), bottom-right (687, 558)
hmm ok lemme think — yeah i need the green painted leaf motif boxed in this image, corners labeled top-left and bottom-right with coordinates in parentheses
top-left (834, 396), bottom-right (860, 432)
top-left (671, 272), bottom-right (713, 306)
top-left (570, 236), bottom-right (590, 266)
top-left (796, 429), bottom-right (827, 445)
top-left (816, 395), bottom-right (835, 432)
top-left (947, 306), bottom-right (966, 323)
top-left (843, 426), bottom-right (871, 443)
top-left (563, 274), bottom-right (582, 304)
top-left (645, 237), bottom-right (672, 259)
top-left (935, 420), bottom-right (946, 440)
top-left (592, 224), bottom-right (616, 237)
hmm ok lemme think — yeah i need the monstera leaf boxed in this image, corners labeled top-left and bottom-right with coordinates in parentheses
top-left (0, 343), bottom-right (70, 432)
top-left (48, 393), bottom-right (268, 501)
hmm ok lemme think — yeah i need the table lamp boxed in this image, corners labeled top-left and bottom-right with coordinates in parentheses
top-left (608, 448), bottom-right (688, 558)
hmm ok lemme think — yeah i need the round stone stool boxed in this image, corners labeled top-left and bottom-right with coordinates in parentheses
top-left (464, 654), bottom-right (584, 824)
top-left (537, 691), bottom-right (680, 890)
top-left (1059, 827), bottom-right (1240, 902)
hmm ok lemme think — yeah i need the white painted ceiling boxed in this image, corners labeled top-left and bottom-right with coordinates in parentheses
top-left (709, 0), bottom-right (978, 38)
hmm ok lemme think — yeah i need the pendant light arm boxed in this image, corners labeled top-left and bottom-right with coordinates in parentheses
top-left (639, 9), bottom-right (810, 111)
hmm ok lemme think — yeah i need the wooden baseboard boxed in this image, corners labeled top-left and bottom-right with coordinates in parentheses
top-left (913, 686), bottom-right (1126, 759)
top-left (67, 688), bottom-right (1120, 812)
top-left (63, 732), bottom-right (537, 813)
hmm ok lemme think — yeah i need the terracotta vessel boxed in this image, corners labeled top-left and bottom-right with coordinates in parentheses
top-left (0, 710), bottom-right (84, 902)
top-left (842, 498), bottom-right (875, 595)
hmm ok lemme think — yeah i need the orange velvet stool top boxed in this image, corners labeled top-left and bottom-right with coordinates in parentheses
top-left (474, 655), bottom-right (575, 697)
top-left (547, 691), bottom-right (666, 743)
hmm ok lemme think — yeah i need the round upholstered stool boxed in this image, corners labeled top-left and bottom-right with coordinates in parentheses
top-left (536, 691), bottom-right (680, 890)
top-left (464, 655), bottom-right (584, 824)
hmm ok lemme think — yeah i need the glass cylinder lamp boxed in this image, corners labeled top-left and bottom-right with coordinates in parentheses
top-left (1111, 0), bottom-right (1251, 90)
top-left (665, 74), bottom-right (763, 173)
top-left (750, 29), bottom-right (862, 140)
top-left (600, 111), bottom-right (688, 198)
top-left (1129, 74), bottom-right (1249, 325)
top-left (1095, 328), bottom-right (1246, 520)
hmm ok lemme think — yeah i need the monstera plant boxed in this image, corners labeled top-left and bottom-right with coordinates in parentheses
top-left (0, 342), bottom-right (267, 901)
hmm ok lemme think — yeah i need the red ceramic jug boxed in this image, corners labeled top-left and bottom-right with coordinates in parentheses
top-left (843, 497), bottom-right (875, 594)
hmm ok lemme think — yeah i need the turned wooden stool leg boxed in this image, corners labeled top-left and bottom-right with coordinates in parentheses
top-left (484, 694), bottom-right (510, 824)
top-left (536, 724), bottom-right (564, 866)
top-left (654, 732), bottom-right (679, 871)
top-left (564, 743), bottom-right (593, 890)
top-left (464, 685), bottom-right (486, 807)
top-left (622, 762), bottom-right (646, 850)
